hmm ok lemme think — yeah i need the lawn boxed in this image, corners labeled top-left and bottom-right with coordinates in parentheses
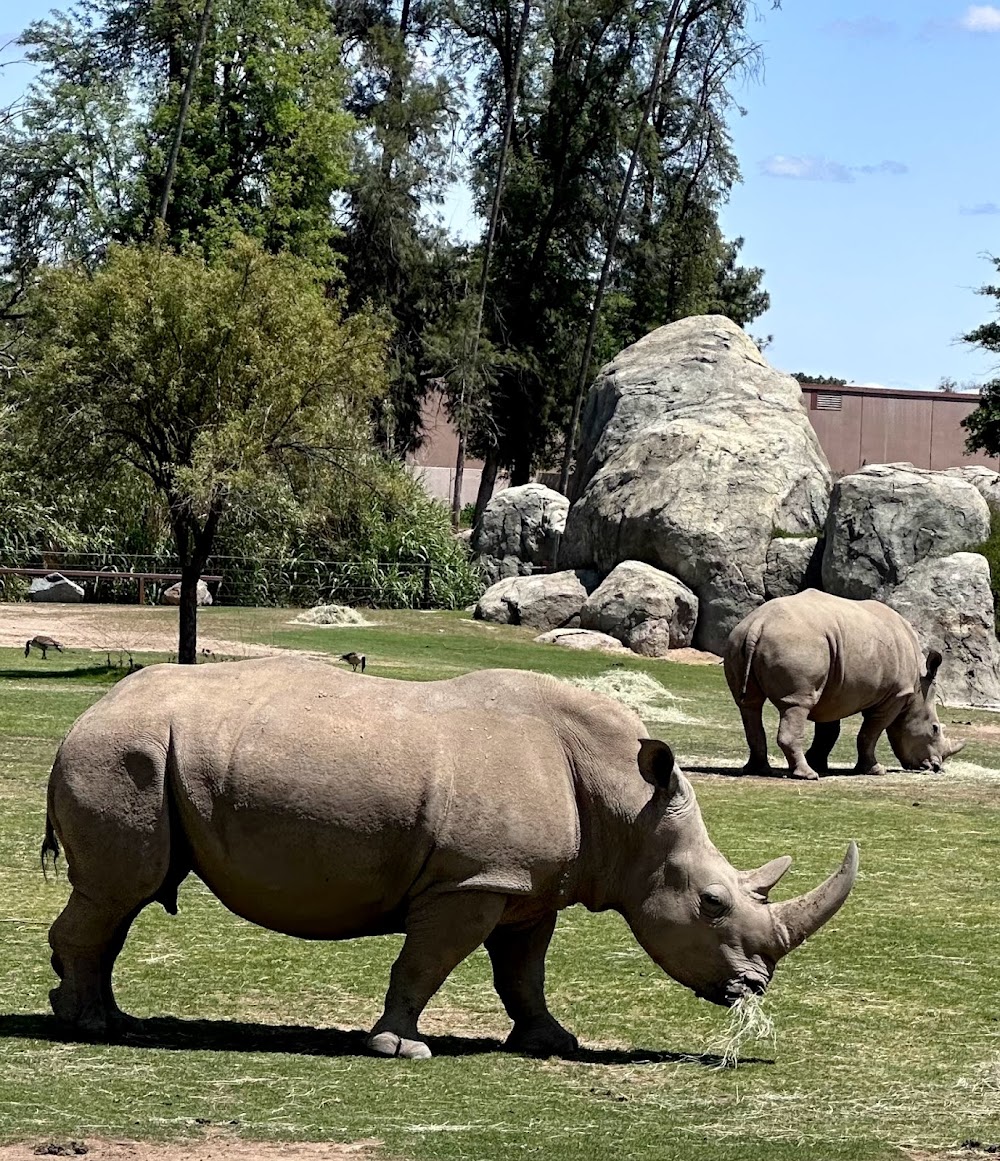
top-left (1, 605), bottom-right (999, 1160)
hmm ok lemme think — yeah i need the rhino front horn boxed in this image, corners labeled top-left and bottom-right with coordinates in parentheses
top-left (772, 842), bottom-right (859, 954)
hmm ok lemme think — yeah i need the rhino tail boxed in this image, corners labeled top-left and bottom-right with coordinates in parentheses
top-left (738, 621), bottom-right (764, 703)
top-left (41, 810), bottom-right (61, 880)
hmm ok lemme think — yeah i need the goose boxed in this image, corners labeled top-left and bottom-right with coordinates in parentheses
top-left (25, 635), bottom-right (64, 660)
top-left (339, 651), bottom-right (366, 673)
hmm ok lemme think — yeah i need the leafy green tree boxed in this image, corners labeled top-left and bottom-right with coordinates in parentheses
top-left (963, 260), bottom-right (1000, 453)
top-left (13, 237), bottom-right (388, 662)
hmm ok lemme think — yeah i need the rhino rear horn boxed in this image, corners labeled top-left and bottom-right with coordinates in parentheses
top-left (740, 855), bottom-right (792, 897)
top-left (771, 842), bottom-right (859, 954)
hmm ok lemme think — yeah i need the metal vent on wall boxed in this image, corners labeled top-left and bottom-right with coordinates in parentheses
top-left (815, 392), bottom-right (843, 411)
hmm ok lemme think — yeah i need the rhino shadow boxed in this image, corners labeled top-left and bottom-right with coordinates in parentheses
top-left (684, 764), bottom-right (876, 780)
top-left (0, 1013), bottom-right (768, 1067)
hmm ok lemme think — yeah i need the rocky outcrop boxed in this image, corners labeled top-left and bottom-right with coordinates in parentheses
top-left (885, 552), bottom-right (1000, 707)
top-left (822, 464), bottom-right (990, 601)
top-left (944, 465), bottom-right (1000, 512)
top-left (560, 315), bottom-right (832, 652)
top-left (472, 484), bottom-right (569, 585)
top-left (579, 560), bottom-right (698, 656)
top-left (764, 537), bottom-right (823, 600)
top-left (533, 628), bottom-right (628, 652)
top-left (162, 579), bottom-right (213, 606)
top-left (474, 570), bottom-right (597, 631)
top-left (29, 573), bottom-right (85, 603)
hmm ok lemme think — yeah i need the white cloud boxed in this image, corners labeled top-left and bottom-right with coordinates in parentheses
top-left (960, 201), bottom-right (1000, 215)
top-left (759, 155), bottom-right (909, 183)
top-left (960, 5), bottom-right (1000, 30)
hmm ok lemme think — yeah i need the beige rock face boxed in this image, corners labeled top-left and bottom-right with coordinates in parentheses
top-left (579, 560), bottom-right (698, 655)
top-left (822, 464), bottom-right (991, 601)
top-left (560, 315), bottom-right (832, 652)
top-left (472, 483), bottom-right (569, 585)
top-left (474, 570), bottom-right (597, 630)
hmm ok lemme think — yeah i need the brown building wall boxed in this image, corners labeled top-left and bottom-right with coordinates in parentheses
top-left (802, 385), bottom-right (1000, 474)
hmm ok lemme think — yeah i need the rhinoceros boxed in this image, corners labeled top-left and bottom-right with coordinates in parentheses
top-left (42, 657), bottom-right (858, 1059)
top-left (724, 590), bottom-right (964, 780)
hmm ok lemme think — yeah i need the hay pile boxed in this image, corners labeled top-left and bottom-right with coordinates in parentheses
top-left (292, 604), bottom-right (374, 627)
top-left (570, 670), bottom-right (701, 726)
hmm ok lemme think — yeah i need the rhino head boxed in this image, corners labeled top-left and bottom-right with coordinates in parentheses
top-left (886, 650), bottom-right (964, 772)
top-left (622, 739), bottom-right (858, 1007)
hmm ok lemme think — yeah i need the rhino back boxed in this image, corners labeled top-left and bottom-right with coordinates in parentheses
top-left (51, 659), bottom-right (592, 937)
top-left (737, 591), bottom-right (924, 718)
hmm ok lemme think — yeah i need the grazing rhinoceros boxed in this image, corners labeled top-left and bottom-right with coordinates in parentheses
top-left (42, 657), bottom-right (858, 1059)
top-left (724, 590), bottom-right (964, 780)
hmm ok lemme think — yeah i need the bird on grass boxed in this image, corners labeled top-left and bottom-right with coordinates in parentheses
top-left (339, 651), bottom-right (366, 673)
top-left (25, 635), bottom-right (64, 660)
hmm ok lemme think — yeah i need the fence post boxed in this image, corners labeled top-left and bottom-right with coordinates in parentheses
top-left (422, 563), bottom-right (432, 608)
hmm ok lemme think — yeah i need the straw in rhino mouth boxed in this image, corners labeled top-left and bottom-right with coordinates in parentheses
top-left (714, 993), bottom-right (775, 1069)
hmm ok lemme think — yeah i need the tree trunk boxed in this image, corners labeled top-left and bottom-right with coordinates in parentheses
top-left (451, 427), bottom-right (467, 528)
top-left (177, 561), bottom-right (203, 664)
top-left (472, 445), bottom-right (500, 528)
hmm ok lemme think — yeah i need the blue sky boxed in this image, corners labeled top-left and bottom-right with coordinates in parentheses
top-left (721, 2), bottom-right (1000, 389)
top-left (2, 1), bottom-right (999, 390)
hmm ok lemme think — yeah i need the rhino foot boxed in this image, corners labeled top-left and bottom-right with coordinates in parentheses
top-left (367, 1031), bottom-right (433, 1060)
top-left (506, 1019), bottom-right (579, 1058)
top-left (49, 984), bottom-right (111, 1036)
top-left (854, 762), bottom-right (886, 777)
top-left (786, 766), bottom-right (820, 781)
top-left (739, 762), bottom-right (775, 778)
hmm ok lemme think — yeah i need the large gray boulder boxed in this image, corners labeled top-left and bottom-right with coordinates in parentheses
top-left (29, 573), bottom-right (85, 603)
top-left (474, 570), bottom-right (597, 630)
top-left (885, 552), bottom-right (1000, 708)
top-left (944, 465), bottom-right (1000, 512)
top-left (822, 464), bottom-right (991, 601)
top-left (533, 628), bottom-right (629, 653)
top-left (560, 315), bottom-right (832, 652)
top-left (764, 537), bottom-right (823, 600)
top-left (580, 560), bottom-right (698, 656)
top-left (472, 484), bottom-right (569, 585)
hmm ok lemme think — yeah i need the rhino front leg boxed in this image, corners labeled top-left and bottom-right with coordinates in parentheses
top-left (368, 890), bottom-right (508, 1060)
top-left (854, 710), bottom-right (892, 776)
top-left (486, 913), bottom-right (578, 1057)
top-left (805, 720), bottom-right (841, 774)
top-left (776, 703), bottom-right (821, 780)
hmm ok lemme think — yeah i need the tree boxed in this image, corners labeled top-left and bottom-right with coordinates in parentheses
top-left (963, 259), bottom-right (1000, 453)
top-left (791, 372), bottom-right (847, 385)
top-left (13, 237), bottom-right (388, 662)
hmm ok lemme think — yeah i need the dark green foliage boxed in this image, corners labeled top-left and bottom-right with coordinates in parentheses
top-left (792, 372), bottom-right (848, 385)
top-left (973, 507), bottom-right (1000, 634)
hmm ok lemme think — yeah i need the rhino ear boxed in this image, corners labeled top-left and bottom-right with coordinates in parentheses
top-left (637, 738), bottom-right (679, 795)
top-left (924, 650), bottom-right (943, 683)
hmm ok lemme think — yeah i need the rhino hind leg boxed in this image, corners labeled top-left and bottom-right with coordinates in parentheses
top-left (486, 913), bottom-right (578, 1057)
top-left (737, 700), bottom-right (774, 777)
top-left (49, 890), bottom-right (151, 1034)
top-left (776, 703), bottom-right (821, 780)
top-left (367, 890), bottom-right (508, 1060)
top-left (805, 720), bottom-right (841, 774)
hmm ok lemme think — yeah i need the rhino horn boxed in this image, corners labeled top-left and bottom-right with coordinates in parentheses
top-left (771, 842), bottom-right (859, 954)
top-left (947, 738), bottom-right (965, 758)
top-left (740, 855), bottom-right (792, 897)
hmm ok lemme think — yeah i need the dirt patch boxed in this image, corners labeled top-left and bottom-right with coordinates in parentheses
top-left (0, 605), bottom-right (295, 659)
top-left (0, 1140), bottom-right (382, 1161)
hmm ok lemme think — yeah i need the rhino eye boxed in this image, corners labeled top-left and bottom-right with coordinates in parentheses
top-left (700, 885), bottom-right (732, 919)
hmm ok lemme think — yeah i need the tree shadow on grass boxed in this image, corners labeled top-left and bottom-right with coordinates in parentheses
top-left (0, 1012), bottom-right (769, 1067)
top-left (0, 666), bottom-right (124, 682)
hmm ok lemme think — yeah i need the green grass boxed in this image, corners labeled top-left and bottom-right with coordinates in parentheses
top-left (2, 607), bottom-right (1000, 1160)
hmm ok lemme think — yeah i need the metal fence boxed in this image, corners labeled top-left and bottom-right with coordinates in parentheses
top-left (0, 549), bottom-right (449, 609)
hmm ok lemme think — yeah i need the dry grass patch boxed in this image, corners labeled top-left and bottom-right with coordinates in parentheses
top-left (0, 1139), bottom-right (383, 1160)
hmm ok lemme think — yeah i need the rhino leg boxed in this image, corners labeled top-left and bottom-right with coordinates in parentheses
top-left (49, 891), bottom-right (149, 1034)
top-left (737, 698), bottom-right (773, 777)
top-left (367, 890), bottom-right (508, 1060)
top-left (805, 721), bottom-right (841, 774)
top-left (776, 704), bottom-right (821, 780)
top-left (854, 711), bottom-right (892, 776)
top-left (486, 913), bottom-right (578, 1057)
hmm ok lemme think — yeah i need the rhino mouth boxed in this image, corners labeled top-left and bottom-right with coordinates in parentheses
top-left (697, 974), bottom-right (769, 1008)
